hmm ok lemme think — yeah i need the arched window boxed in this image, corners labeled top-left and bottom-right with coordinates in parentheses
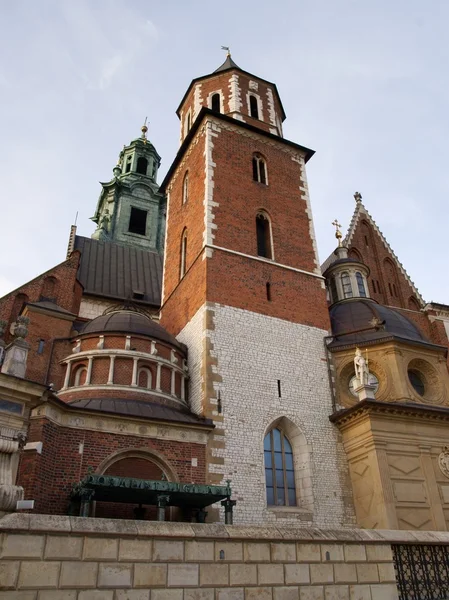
top-left (74, 366), bottom-right (87, 387)
top-left (356, 272), bottom-right (366, 297)
top-left (125, 155), bottom-right (132, 173)
top-left (136, 157), bottom-right (148, 175)
top-left (211, 93), bottom-right (221, 112)
top-left (252, 154), bottom-right (267, 184)
top-left (341, 272), bottom-right (353, 298)
top-left (182, 172), bottom-right (188, 204)
top-left (264, 428), bottom-right (296, 506)
top-left (41, 276), bottom-right (58, 301)
top-left (180, 229), bottom-right (188, 279)
top-left (249, 95), bottom-right (259, 119)
top-left (256, 212), bottom-right (273, 259)
top-left (138, 367), bottom-right (152, 389)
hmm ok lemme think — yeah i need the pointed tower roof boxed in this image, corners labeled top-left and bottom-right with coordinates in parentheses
top-left (321, 193), bottom-right (425, 306)
top-left (214, 54), bottom-right (241, 73)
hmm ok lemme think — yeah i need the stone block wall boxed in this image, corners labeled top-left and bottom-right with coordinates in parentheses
top-left (0, 514), bottom-right (406, 599)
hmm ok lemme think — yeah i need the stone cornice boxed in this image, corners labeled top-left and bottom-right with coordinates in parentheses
top-left (3, 513), bottom-right (449, 545)
top-left (330, 398), bottom-right (449, 428)
top-left (31, 398), bottom-right (212, 443)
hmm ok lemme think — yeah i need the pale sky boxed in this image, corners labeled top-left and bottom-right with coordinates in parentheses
top-left (1, 0), bottom-right (447, 304)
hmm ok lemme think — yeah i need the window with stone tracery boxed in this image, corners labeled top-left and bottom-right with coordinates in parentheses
top-left (264, 428), bottom-right (296, 506)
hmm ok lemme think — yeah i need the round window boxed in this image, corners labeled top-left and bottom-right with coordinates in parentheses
top-left (349, 373), bottom-right (379, 397)
top-left (408, 369), bottom-right (425, 396)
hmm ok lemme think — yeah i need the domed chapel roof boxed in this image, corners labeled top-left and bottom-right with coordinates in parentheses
top-left (80, 310), bottom-right (184, 349)
top-left (329, 298), bottom-right (432, 349)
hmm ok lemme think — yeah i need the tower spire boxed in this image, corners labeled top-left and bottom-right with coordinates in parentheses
top-left (141, 117), bottom-right (148, 144)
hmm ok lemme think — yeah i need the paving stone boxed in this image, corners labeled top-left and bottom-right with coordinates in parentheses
top-left (299, 587), bottom-right (324, 600)
top-left (258, 563), bottom-right (284, 585)
top-left (216, 589), bottom-right (244, 600)
top-left (45, 535), bottom-right (83, 559)
top-left (97, 562), bottom-right (132, 588)
top-left (245, 588), bottom-right (273, 600)
top-left (84, 537), bottom-right (118, 560)
top-left (114, 592), bottom-right (150, 600)
top-left (199, 563), bottom-right (229, 586)
top-left (271, 543), bottom-right (296, 563)
top-left (285, 564), bottom-right (310, 585)
top-left (167, 563), bottom-right (199, 587)
top-left (273, 586), bottom-right (300, 600)
top-left (119, 539), bottom-right (152, 561)
top-left (324, 586), bottom-right (349, 600)
top-left (230, 563), bottom-right (257, 586)
top-left (59, 561), bottom-right (98, 588)
top-left (1, 534), bottom-right (44, 559)
top-left (151, 590), bottom-right (183, 600)
top-left (17, 561), bottom-right (60, 589)
top-left (185, 541), bottom-right (214, 562)
top-left (134, 563), bottom-right (167, 587)
top-left (0, 560), bottom-right (19, 588)
top-left (184, 590), bottom-right (214, 600)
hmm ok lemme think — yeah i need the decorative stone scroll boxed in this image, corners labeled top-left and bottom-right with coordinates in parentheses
top-left (438, 447), bottom-right (449, 479)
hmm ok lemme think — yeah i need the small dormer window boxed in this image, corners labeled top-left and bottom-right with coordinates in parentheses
top-left (250, 95), bottom-right (259, 119)
top-left (341, 272), bottom-right (353, 298)
top-left (136, 157), bottom-right (148, 175)
top-left (211, 93), bottom-right (221, 112)
top-left (356, 272), bottom-right (367, 297)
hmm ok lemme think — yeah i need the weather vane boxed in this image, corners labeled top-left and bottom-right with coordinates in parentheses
top-left (141, 117), bottom-right (148, 143)
top-left (221, 46), bottom-right (231, 57)
top-left (332, 219), bottom-right (343, 247)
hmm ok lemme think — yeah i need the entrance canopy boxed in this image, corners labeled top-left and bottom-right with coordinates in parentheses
top-left (71, 474), bottom-right (236, 523)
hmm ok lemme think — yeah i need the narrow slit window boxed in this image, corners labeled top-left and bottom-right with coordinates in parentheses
top-left (183, 172), bottom-right (189, 204)
top-left (372, 279), bottom-right (377, 294)
top-left (266, 282), bottom-right (271, 301)
top-left (388, 282), bottom-right (393, 296)
top-left (37, 339), bottom-right (45, 355)
top-left (250, 95), bottom-right (259, 119)
top-left (252, 154), bottom-right (267, 184)
top-left (180, 230), bottom-right (188, 279)
top-left (256, 213), bottom-right (273, 259)
top-left (277, 380), bottom-right (281, 397)
top-left (128, 207), bottom-right (147, 236)
top-left (211, 93), bottom-right (220, 112)
top-left (393, 283), bottom-right (398, 297)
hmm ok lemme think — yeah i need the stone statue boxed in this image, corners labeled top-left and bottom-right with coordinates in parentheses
top-left (354, 348), bottom-right (369, 385)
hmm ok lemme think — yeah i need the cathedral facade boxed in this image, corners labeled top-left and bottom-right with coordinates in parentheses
top-left (0, 55), bottom-right (448, 531)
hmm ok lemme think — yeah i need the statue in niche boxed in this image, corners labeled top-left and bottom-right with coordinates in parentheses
top-left (354, 347), bottom-right (370, 385)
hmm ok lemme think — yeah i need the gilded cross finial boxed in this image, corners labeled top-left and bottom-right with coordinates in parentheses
top-left (354, 191), bottom-right (362, 203)
top-left (332, 219), bottom-right (343, 247)
top-left (141, 117), bottom-right (148, 144)
top-left (221, 45), bottom-right (231, 57)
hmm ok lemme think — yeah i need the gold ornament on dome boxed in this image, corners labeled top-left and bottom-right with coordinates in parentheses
top-left (438, 447), bottom-right (449, 479)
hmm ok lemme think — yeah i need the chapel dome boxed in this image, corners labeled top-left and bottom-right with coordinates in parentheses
top-left (80, 309), bottom-right (182, 348)
top-left (329, 298), bottom-right (429, 348)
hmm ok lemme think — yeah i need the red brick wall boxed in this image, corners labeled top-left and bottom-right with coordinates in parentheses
top-left (18, 417), bottom-right (207, 517)
top-left (179, 70), bottom-right (283, 139)
top-left (161, 116), bottom-right (329, 335)
top-left (0, 252), bottom-right (82, 340)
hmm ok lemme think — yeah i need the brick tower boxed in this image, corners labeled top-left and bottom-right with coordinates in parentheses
top-left (160, 54), bottom-right (353, 526)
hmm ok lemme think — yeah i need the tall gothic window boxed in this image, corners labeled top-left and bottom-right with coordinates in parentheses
top-left (341, 272), bottom-right (353, 298)
top-left (252, 154), bottom-right (267, 184)
top-left (211, 93), bottom-right (221, 112)
top-left (356, 272), bottom-right (366, 297)
top-left (183, 172), bottom-right (189, 204)
top-left (256, 212), bottom-right (273, 259)
top-left (264, 428), bottom-right (296, 506)
top-left (250, 95), bottom-right (259, 119)
top-left (180, 229), bottom-right (188, 279)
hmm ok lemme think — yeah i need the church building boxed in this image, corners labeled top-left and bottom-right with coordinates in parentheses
top-left (0, 54), bottom-right (449, 531)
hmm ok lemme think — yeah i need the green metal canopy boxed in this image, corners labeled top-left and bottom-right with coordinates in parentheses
top-left (71, 474), bottom-right (236, 523)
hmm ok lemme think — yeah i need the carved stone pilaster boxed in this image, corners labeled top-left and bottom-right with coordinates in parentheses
top-left (0, 427), bottom-right (27, 512)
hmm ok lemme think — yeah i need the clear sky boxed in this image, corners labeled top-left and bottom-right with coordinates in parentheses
top-left (1, 0), bottom-right (447, 304)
